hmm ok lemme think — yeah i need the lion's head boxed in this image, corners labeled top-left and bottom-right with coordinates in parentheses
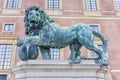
top-left (24, 6), bottom-right (54, 35)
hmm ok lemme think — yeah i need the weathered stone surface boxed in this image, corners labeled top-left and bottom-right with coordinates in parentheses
top-left (13, 60), bottom-right (109, 80)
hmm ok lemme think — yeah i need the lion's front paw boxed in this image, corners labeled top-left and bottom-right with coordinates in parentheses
top-left (96, 58), bottom-right (109, 66)
top-left (17, 38), bottom-right (24, 47)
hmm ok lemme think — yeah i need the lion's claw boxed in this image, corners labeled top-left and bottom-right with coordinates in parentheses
top-left (96, 59), bottom-right (109, 66)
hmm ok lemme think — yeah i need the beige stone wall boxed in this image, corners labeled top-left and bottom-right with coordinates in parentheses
top-left (13, 60), bottom-right (110, 80)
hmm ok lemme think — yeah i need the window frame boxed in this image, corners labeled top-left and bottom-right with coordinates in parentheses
top-left (85, 0), bottom-right (97, 10)
top-left (0, 44), bottom-right (13, 70)
top-left (0, 74), bottom-right (8, 80)
top-left (114, 0), bottom-right (120, 11)
top-left (0, 36), bottom-right (18, 70)
top-left (45, 0), bottom-right (62, 10)
top-left (83, 0), bottom-right (101, 16)
top-left (2, 23), bottom-right (15, 32)
top-left (45, 0), bottom-right (62, 15)
top-left (50, 48), bottom-right (60, 60)
top-left (48, 0), bottom-right (60, 10)
top-left (3, 0), bottom-right (22, 9)
top-left (6, 0), bottom-right (19, 9)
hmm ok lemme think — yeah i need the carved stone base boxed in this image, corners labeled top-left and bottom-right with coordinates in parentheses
top-left (13, 60), bottom-right (109, 80)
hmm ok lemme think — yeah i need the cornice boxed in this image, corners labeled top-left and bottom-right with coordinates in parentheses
top-left (0, 36), bottom-right (19, 40)
top-left (0, 15), bottom-right (120, 19)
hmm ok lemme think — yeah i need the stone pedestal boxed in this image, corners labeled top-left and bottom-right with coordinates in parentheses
top-left (13, 60), bottom-right (109, 80)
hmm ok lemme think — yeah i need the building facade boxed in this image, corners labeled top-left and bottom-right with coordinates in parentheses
top-left (0, 0), bottom-right (120, 80)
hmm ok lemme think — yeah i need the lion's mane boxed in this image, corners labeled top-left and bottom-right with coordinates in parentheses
top-left (24, 6), bottom-right (54, 36)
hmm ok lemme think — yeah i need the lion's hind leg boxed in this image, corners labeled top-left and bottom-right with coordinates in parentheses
top-left (76, 27), bottom-right (108, 65)
top-left (69, 43), bottom-right (82, 64)
top-left (83, 42), bottom-right (108, 65)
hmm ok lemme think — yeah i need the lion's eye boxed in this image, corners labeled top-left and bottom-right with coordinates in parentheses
top-left (29, 13), bottom-right (32, 15)
top-left (36, 14), bottom-right (39, 16)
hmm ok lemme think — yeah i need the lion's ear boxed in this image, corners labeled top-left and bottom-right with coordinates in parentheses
top-left (25, 9), bottom-right (28, 15)
top-left (40, 9), bottom-right (44, 13)
top-left (35, 7), bottom-right (39, 11)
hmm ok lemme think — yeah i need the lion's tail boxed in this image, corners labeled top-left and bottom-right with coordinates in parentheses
top-left (92, 30), bottom-right (107, 53)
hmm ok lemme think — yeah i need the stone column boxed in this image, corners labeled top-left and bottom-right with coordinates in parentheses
top-left (13, 60), bottom-right (109, 80)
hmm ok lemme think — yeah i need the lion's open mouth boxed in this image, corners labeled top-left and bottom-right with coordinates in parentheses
top-left (30, 20), bottom-right (39, 25)
top-left (31, 21), bottom-right (36, 23)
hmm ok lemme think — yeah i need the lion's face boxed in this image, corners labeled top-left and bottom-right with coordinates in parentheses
top-left (24, 6), bottom-right (54, 35)
top-left (27, 10), bottom-right (41, 25)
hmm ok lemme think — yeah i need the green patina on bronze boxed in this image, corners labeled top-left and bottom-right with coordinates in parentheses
top-left (17, 6), bottom-right (108, 65)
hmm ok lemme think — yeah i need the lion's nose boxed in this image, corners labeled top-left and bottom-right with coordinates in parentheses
top-left (31, 14), bottom-right (36, 18)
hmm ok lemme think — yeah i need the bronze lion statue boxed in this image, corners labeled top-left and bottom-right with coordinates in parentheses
top-left (17, 6), bottom-right (108, 65)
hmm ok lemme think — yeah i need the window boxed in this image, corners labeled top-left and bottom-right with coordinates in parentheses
top-left (85, 0), bottom-right (97, 10)
top-left (116, 0), bottom-right (120, 10)
top-left (0, 74), bottom-right (7, 80)
top-left (0, 44), bottom-right (13, 69)
top-left (4, 24), bottom-right (14, 32)
top-left (48, 0), bottom-right (59, 10)
top-left (90, 25), bottom-right (99, 32)
top-left (50, 48), bottom-right (60, 60)
top-left (91, 45), bottom-right (102, 58)
top-left (6, 0), bottom-right (19, 8)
